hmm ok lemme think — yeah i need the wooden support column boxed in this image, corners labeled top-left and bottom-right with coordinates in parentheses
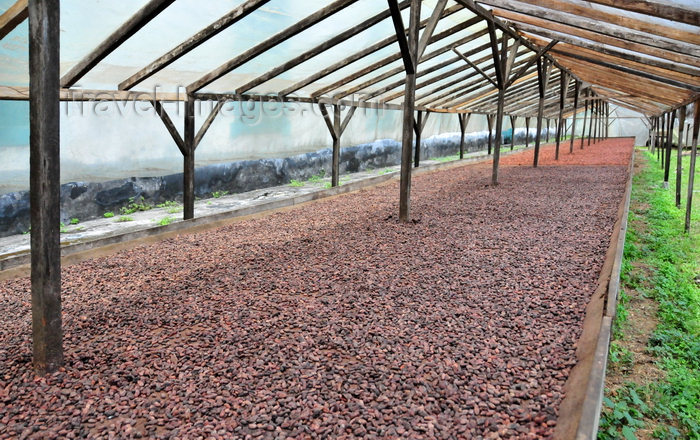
top-left (587, 99), bottom-right (595, 146)
top-left (676, 106), bottom-right (686, 208)
top-left (29, 0), bottom-right (63, 375)
top-left (492, 88), bottom-right (505, 185)
top-left (525, 116), bottom-right (531, 149)
top-left (458, 113), bottom-right (470, 159)
top-left (319, 103), bottom-right (357, 187)
top-left (592, 100), bottom-right (599, 143)
top-left (569, 80), bottom-right (580, 153)
top-left (546, 119), bottom-right (550, 143)
top-left (533, 58), bottom-right (552, 167)
top-left (413, 110), bottom-right (429, 167)
top-left (555, 72), bottom-right (570, 160)
top-left (392, 0), bottom-right (420, 222)
top-left (183, 97), bottom-right (196, 220)
top-left (686, 100), bottom-right (700, 232)
top-left (664, 109), bottom-right (675, 186)
top-left (605, 102), bottom-right (610, 138)
top-left (659, 113), bottom-right (665, 164)
top-left (509, 115), bottom-right (516, 150)
top-left (487, 114), bottom-right (494, 155)
top-left (580, 88), bottom-right (588, 149)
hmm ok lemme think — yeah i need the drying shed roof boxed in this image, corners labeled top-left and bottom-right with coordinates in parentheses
top-left (0, 0), bottom-right (698, 117)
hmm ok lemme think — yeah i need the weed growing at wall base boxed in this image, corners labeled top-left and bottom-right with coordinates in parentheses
top-left (599, 151), bottom-right (699, 439)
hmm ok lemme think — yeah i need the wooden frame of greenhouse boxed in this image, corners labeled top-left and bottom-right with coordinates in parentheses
top-left (0, 0), bottom-right (698, 438)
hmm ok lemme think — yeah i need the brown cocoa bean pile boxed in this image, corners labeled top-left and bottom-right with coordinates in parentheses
top-left (0, 139), bottom-right (633, 439)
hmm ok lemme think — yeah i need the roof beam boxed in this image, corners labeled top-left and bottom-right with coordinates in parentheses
top-left (526, 35), bottom-right (700, 88)
top-left (235, 0), bottom-right (409, 95)
top-left (0, 0), bottom-right (27, 41)
top-left (188, 0), bottom-right (358, 93)
top-left (485, 2), bottom-right (699, 58)
top-left (554, 51), bottom-right (700, 93)
top-left (278, 4), bottom-right (462, 97)
top-left (416, 0), bottom-right (447, 61)
top-left (119, 0), bottom-right (269, 91)
top-left (517, 28), bottom-right (699, 77)
top-left (387, 0), bottom-right (414, 74)
top-left (478, 0), bottom-right (700, 46)
top-left (494, 9), bottom-right (700, 69)
top-left (61, 0), bottom-right (176, 88)
top-left (314, 18), bottom-right (484, 99)
top-left (585, 0), bottom-right (700, 28)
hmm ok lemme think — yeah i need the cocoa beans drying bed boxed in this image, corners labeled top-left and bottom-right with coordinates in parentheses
top-left (0, 140), bottom-right (633, 439)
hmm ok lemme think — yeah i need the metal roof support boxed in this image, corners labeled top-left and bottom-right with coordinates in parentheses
top-left (28, 0), bottom-right (62, 375)
top-left (61, 0), bottom-right (176, 88)
top-left (686, 101), bottom-right (700, 233)
top-left (396, 0), bottom-right (420, 222)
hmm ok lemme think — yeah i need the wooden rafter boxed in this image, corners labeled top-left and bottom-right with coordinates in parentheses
top-left (494, 8), bottom-right (700, 69)
top-left (0, 0), bottom-right (27, 41)
top-left (61, 0), bottom-right (176, 88)
top-left (481, 0), bottom-right (699, 56)
top-left (585, 0), bottom-right (700, 28)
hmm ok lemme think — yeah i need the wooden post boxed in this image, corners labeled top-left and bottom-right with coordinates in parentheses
top-left (332, 104), bottom-right (341, 186)
top-left (685, 100), bottom-right (699, 232)
top-left (458, 112), bottom-right (469, 159)
top-left (580, 89), bottom-right (588, 149)
top-left (492, 88), bottom-right (505, 185)
top-left (509, 115), bottom-right (516, 150)
top-left (660, 113), bottom-right (665, 164)
top-left (546, 118), bottom-right (550, 143)
top-left (414, 110), bottom-right (422, 167)
top-left (398, 0), bottom-right (420, 222)
top-left (487, 114), bottom-right (494, 155)
top-left (569, 80), bottom-right (580, 153)
top-left (29, 0), bottom-right (63, 375)
top-left (649, 117), bottom-right (655, 152)
top-left (587, 97), bottom-right (594, 146)
top-left (555, 73), bottom-right (569, 160)
top-left (605, 102), bottom-right (610, 138)
top-left (525, 116), bottom-right (530, 149)
top-left (664, 109), bottom-right (675, 186)
top-left (592, 100), bottom-right (599, 143)
top-left (183, 97), bottom-right (196, 220)
top-left (676, 106), bottom-right (686, 208)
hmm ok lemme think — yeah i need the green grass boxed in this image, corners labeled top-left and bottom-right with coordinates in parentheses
top-left (212, 190), bottom-right (228, 198)
top-left (599, 150), bottom-right (699, 439)
top-left (379, 168), bottom-right (394, 175)
top-left (289, 179), bottom-right (304, 187)
top-left (116, 216), bottom-right (134, 223)
top-left (69, 218), bottom-right (79, 225)
top-left (103, 212), bottom-right (114, 218)
top-left (120, 196), bottom-right (152, 215)
top-left (156, 216), bottom-right (175, 226)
